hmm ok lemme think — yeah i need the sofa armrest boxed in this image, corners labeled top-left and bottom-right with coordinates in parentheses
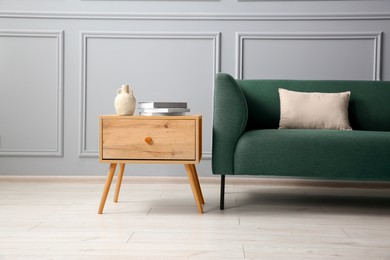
top-left (212, 73), bottom-right (248, 175)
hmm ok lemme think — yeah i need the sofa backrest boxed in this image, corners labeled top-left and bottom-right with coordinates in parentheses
top-left (236, 79), bottom-right (390, 131)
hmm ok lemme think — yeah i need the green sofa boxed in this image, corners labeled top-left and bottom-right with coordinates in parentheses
top-left (212, 73), bottom-right (390, 209)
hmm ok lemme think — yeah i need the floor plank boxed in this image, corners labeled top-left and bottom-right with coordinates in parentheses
top-left (0, 176), bottom-right (389, 259)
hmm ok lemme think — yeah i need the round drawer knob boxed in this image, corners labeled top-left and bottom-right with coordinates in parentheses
top-left (144, 137), bottom-right (153, 145)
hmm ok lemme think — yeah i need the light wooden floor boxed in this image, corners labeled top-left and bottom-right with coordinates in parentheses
top-left (0, 176), bottom-right (390, 259)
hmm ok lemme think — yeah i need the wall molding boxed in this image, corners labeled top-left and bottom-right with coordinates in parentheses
top-left (2, 11), bottom-right (390, 21)
top-left (79, 31), bottom-right (221, 158)
top-left (236, 32), bottom-right (383, 80)
top-left (0, 30), bottom-right (64, 157)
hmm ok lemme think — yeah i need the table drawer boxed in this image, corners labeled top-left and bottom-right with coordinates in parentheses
top-left (101, 118), bottom-right (197, 160)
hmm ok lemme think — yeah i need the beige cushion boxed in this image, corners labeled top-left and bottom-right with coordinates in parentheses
top-left (278, 88), bottom-right (352, 130)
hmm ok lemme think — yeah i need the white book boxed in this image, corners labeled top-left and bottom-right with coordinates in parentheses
top-left (140, 112), bottom-right (187, 116)
top-left (140, 108), bottom-right (190, 113)
top-left (138, 102), bottom-right (187, 109)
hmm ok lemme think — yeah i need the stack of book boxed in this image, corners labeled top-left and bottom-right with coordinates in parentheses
top-left (138, 102), bottom-right (190, 116)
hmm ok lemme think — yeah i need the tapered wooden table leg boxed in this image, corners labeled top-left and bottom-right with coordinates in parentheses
top-left (114, 163), bottom-right (125, 203)
top-left (190, 164), bottom-right (204, 204)
top-left (98, 163), bottom-right (117, 214)
top-left (184, 164), bottom-right (203, 214)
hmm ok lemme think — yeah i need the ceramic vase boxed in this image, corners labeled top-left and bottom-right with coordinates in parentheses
top-left (114, 84), bottom-right (136, 115)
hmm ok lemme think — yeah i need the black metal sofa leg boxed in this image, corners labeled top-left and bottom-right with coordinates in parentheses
top-left (220, 175), bottom-right (225, 210)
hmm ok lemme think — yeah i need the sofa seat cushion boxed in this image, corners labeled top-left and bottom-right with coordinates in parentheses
top-left (234, 129), bottom-right (390, 180)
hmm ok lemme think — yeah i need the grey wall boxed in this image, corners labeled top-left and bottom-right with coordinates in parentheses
top-left (1, 0), bottom-right (390, 176)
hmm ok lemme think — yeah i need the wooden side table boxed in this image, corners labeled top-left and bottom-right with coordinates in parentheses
top-left (98, 115), bottom-right (204, 214)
